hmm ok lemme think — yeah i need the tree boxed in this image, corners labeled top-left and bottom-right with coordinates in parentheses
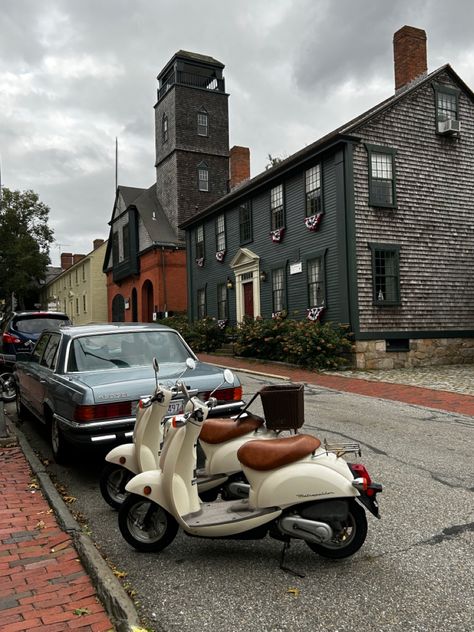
top-left (0, 187), bottom-right (54, 309)
top-left (265, 153), bottom-right (286, 170)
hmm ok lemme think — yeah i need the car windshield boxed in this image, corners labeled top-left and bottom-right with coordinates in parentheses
top-left (67, 330), bottom-right (191, 371)
top-left (14, 316), bottom-right (69, 334)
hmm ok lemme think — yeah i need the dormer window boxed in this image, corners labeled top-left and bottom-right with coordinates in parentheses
top-left (198, 163), bottom-right (209, 191)
top-left (197, 110), bottom-right (208, 136)
top-left (162, 114), bottom-right (168, 143)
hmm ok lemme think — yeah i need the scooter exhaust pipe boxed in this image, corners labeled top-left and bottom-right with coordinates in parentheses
top-left (278, 516), bottom-right (333, 544)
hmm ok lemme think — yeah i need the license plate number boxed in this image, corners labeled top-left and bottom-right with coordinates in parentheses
top-left (167, 401), bottom-right (183, 415)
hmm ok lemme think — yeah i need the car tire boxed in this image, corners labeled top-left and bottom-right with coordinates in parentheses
top-left (1, 372), bottom-right (16, 403)
top-left (50, 415), bottom-right (70, 464)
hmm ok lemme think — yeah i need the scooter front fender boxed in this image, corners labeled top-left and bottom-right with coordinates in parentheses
top-left (125, 470), bottom-right (172, 515)
top-left (105, 443), bottom-right (138, 475)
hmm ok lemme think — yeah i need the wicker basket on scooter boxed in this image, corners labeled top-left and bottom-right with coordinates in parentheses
top-left (258, 383), bottom-right (304, 431)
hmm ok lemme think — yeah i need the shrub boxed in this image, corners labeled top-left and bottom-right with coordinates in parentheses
top-left (157, 314), bottom-right (227, 353)
top-left (234, 317), bottom-right (352, 370)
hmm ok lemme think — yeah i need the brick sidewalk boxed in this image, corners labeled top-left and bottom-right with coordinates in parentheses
top-left (198, 354), bottom-right (474, 417)
top-left (0, 445), bottom-right (114, 632)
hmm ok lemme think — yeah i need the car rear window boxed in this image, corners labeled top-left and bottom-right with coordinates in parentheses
top-left (68, 331), bottom-right (191, 371)
top-left (14, 315), bottom-right (70, 334)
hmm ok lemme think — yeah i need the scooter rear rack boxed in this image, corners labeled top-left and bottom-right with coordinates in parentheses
top-left (322, 440), bottom-right (361, 458)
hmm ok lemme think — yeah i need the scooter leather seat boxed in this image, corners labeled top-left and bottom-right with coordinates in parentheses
top-left (200, 413), bottom-right (265, 444)
top-left (237, 434), bottom-right (321, 471)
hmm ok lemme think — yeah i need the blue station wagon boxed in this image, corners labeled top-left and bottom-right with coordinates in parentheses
top-left (14, 323), bottom-right (244, 463)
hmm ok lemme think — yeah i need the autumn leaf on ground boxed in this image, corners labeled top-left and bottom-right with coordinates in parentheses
top-left (35, 520), bottom-right (46, 530)
top-left (287, 587), bottom-right (300, 597)
top-left (113, 569), bottom-right (128, 579)
top-left (73, 607), bottom-right (91, 616)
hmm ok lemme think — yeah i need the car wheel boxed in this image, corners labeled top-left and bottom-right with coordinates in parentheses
top-left (50, 415), bottom-right (70, 464)
top-left (1, 373), bottom-right (16, 402)
top-left (100, 463), bottom-right (134, 510)
top-left (118, 493), bottom-right (178, 552)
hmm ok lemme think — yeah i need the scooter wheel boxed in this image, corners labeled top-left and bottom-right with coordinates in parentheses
top-left (99, 463), bottom-right (134, 510)
top-left (118, 493), bottom-right (178, 552)
top-left (305, 500), bottom-right (368, 559)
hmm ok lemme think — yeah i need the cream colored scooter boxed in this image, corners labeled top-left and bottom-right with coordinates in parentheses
top-left (100, 360), bottom-right (276, 509)
top-left (118, 375), bottom-right (382, 563)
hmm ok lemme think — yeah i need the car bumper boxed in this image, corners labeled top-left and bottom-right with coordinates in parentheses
top-left (54, 400), bottom-right (245, 446)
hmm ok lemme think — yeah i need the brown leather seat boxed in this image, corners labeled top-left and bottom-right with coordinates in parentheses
top-left (199, 413), bottom-right (265, 444)
top-left (237, 434), bottom-right (321, 471)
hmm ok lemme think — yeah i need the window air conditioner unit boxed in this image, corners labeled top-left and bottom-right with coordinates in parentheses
top-left (438, 119), bottom-right (461, 135)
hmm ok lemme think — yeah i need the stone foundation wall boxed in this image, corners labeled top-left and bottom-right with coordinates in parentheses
top-left (353, 338), bottom-right (474, 369)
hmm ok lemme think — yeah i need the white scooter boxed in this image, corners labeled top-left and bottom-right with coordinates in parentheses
top-left (100, 359), bottom-right (280, 509)
top-left (118, 372), bottom-right (382, 566)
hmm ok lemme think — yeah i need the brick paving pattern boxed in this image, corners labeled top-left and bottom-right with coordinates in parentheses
top-left (198, 354), bottom-right (474, 417)
top-left (0, 446), bottom-right (114, 632)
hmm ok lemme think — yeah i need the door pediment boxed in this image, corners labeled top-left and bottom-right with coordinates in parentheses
top-left (230, 247), bottom-right (260, 269)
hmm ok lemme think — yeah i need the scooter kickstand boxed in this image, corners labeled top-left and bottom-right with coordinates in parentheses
top-left (279, 541), bottom-right (305, 578)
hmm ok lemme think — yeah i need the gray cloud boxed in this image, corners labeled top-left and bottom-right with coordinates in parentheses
top-left (1, 0), bottom-right (474, 265)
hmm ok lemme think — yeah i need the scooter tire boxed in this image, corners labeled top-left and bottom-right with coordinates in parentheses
top-left (118, 493), bottom-right (178, 553)
top-left (305, 500), bottom-right (368, 559)
top-left (99, 463), bottom-right (134, 510)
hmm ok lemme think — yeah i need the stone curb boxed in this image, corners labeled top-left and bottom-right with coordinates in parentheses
top-left (4, 413), bottom-right (142, 632)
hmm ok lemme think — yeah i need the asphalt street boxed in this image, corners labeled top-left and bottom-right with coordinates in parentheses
top-left (8, 371), bottom-right (474, 632)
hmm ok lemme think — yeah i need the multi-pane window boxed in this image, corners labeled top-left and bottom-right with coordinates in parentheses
top-left (197, 288), bottom-right (206, 319)
top-left (271, 184), bottom-right (284, 230)
top-left (215, 214), bottom-right (226, 251)
top-left (198, 164), bottom-right (209, 191)
top-left (83, 294), bottom-right (87, 312)
top-left (162, 114), bottom-right (168, 142)
top-left (217, 283), bottom-right (228, 320)
top-left (195, 225), bottom-right (205, 260)
top-left (437, 91), bottom-right (457, 121)
top-left (197, 111), bottom-right (208, 136)
top-left (305, 165), bottom-right (322, 217)
top-left (370, 244), bottom-right (400, 305)
top-left (307, 257), bottom-right (325, 306)
top-left (112, 231), bottom-right (120, 264)
top-left (239, 202), bottom-right (252, 244)
top-left (272, 268), bottom-right (286, 312)
top-left (367, 146), bottom-right (397, 208)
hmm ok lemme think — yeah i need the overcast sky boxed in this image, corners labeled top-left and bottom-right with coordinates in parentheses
top-left (2, 0), bottom-right (474, 266)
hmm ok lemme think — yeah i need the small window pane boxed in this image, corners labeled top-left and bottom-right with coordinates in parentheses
top-left (373, 248), bottom-right (400, 304)
top-left (271, 185), bottom-right (284, 230)
top-left (216, 214), bottom-right (225, 251)
top-left (217, 283), bottom-right (227, 320)
top-left (370, 152), bottom-right (394, 206)
top-left (239, 203), bottom-right (252, 243)
top-left (437, 92), bottom-right (457, 121)
top-left (308, 257), bottom-right (324, 306)
top-left (305, 165), bottom-right (322, 217)
top-left (272, 268), bottom-right (285, 312)
top-left (195, 225), bottom-right (205, 259)
top-left (197, 112), bottom-right (208, 136)
top-left (199, 168), bottom-right (209, 191)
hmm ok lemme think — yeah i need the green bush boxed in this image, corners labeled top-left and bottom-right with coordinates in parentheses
top-left (157, 314), bottom-right (227, 353)
top-left (234, 316), bottom-right (352, 370)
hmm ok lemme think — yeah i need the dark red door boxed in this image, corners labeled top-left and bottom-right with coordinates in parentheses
top-left (243, 282), bottom-right (254, 318)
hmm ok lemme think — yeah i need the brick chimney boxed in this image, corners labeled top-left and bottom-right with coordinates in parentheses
top-left (93, 239), bottom-right (105, 250)
top-left (73, 254), bottom-right (85, 265)
top-left (229, 146), bottom-right (250, 190)
top-left (393, 26), bottom-right (427, 92)
top-left (60, 253), bottom-right (73, 270)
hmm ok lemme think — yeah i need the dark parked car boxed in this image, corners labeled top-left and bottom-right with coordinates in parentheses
top-left (14, 322), bottom-right (244, 463)
top-left (0, 310), bottom-right (71, 401)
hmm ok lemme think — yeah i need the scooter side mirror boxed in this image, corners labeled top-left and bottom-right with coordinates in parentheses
top-left (152, 357), bottom-right (160, 373)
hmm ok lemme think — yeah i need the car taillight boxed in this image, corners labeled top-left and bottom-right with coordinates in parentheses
top-left (3, 332), bottom-right (22, 345)
top-left (199, 386), bottom-right (243, 403)
top-left (74, 401), bottom-right (133, 422)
